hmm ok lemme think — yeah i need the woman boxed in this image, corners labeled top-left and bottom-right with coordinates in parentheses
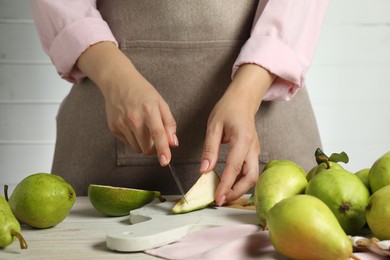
top-left (30, 0), bottom-right (328, 206)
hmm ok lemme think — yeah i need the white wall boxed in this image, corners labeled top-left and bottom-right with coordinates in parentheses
top-left (0, 0), bottom-right (71, 193)
top-left (305, 0), bottom-right (390, 172)
top-left (1, 0), bottom-right (390, 193)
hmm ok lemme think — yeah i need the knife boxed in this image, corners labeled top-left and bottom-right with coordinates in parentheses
top-left (168, 163), bottom-right (188, 204)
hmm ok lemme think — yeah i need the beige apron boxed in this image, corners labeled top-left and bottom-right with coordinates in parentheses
top-left (52, 0), bottom-right (322, 195)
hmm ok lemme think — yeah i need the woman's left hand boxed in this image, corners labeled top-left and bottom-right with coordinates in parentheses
top-left (200, 64), bottom-right (276, 206)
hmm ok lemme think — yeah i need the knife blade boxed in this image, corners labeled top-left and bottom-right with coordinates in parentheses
top-left (168, 163), bottom-right (188, 204)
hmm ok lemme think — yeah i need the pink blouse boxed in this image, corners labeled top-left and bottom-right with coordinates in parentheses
top-left (29, 0), bottom-right (328, 101)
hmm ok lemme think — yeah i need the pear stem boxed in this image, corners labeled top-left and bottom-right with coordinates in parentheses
top-left (315, 153), bottom-right (330, 169)
top-left (11, 229), bottom-right (28, 249)
top-left (324, 159), bottom-right (330, 169)
top-left (4, 185), bottom-right (9, 201)
top-left (350, 254), bottom-right (360, 260)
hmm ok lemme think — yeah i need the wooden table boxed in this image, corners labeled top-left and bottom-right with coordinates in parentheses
top-left (0, 197), bottom-right (158, 260)
top-left (1, 197), bottom-right (384, 260)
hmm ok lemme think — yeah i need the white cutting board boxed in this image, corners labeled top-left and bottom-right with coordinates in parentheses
top-left (106, 199), bottom-right (259, 252)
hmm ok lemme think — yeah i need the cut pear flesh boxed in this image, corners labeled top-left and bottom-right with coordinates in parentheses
top-left (172, 170), bottom-right (220, 214)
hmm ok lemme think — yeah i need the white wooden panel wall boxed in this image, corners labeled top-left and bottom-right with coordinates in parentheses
top-left (0, 1), bottom-right (389, 193)
top-left (0, 0), bottom-right (71, 193)
top-left (306, 0), bottom-right (390, 172)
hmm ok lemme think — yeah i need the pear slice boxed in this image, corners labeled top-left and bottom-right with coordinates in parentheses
top-left (88, 184), bottom-right (163, 217)
top-left (172, 170), bottom-right (220, 214)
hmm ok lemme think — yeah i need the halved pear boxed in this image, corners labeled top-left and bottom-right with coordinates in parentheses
top-left (88, 184), bottom-right (163, 217)
top-left (172, 170), bottom-right (220, 214)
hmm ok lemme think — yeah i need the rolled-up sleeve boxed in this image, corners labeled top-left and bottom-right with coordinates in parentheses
top-left (30, 0), bottom-right (117, 83)
top-left (233, 0), bottom-right (329, 101)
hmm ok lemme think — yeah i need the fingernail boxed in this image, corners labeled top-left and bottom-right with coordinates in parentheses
top-left (200, 159), bottom-right (210, 172)
top-left (217, 195), bottom-right (226, 207)
top-left (159, 154), bottom-right (168, 166)
top-left (173, 134), bottom-right (179, 147)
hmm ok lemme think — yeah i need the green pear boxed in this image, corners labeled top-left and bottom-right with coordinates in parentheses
top-left (245, 160), bottom-right (306, 206)
top-left (263, 159), bottom-right (306, 176)
top-left (254, 160), bottom-right (307, 228)
top-left (172, 170), bottom-right (220, 214)
top-left (307, 161), bottom-right (345, 181)
top-left (267, 195), bottom-right (353, 260)
top-left (0, 194), bottom-right (27, 249)
top-left (368, 151), bottom-right (390, 193)
top-left (306, 148), bottom-right (349, 181)
top-left (305, 168), bottom-right (370, 235)
top-left (366, 185), bottom-right (390, 240)
top-left (9, 173), bottom-right (76, 229)
top-left (355, 168), bottom-right (370, 191)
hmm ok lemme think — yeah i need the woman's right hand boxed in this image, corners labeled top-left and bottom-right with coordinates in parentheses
top-left (76, 42), bottom-right (178, 166)
top-left (103, 70), bottom-right (179, 166)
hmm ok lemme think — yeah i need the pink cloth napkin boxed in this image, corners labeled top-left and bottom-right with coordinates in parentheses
top-left (145, 224), bottom-right (387, 260)
top-left (145, 224), bottom-right (281, 259)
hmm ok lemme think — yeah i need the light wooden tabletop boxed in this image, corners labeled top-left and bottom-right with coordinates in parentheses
top-left (0, 197), bottom-right (158, 260)
top-left (1, 197), bottom-right (383, 260)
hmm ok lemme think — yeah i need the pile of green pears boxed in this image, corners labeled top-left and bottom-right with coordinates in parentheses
top-left (0, 173), bottom-right (76, 249)
top-left (253, 148), bottom-right (390, 260)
